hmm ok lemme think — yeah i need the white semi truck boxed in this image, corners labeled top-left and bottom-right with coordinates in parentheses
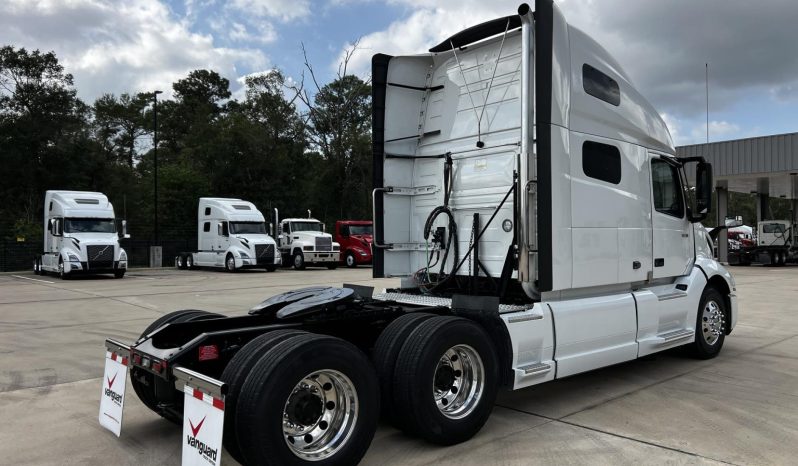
top-left (103, 3), bottom-right (738, 465)
top-left (34, 190), bottom-right (128, 279)
top-left (274, 209), bottom-right (340, 269)
top-left (175, 198), bottom-right (281, 272)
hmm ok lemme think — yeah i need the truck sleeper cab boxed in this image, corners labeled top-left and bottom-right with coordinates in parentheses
top-left (35, 190), bottom-right (128, 279)
top-left (104, 3), bottom-right (738, 466)
top-left (176, 198), bottom-right (281, 272)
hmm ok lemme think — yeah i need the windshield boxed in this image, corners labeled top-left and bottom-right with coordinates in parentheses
top-left (230, 221), bottom-right (267, 235)
top-left (763, 223), bottom-right (786, 234)
top-left (65, 218), bottom-right (116, 233)
top-left (349, 225), bottom-right (373, 236)
top-left (291, 221), bottom-right (323, 232)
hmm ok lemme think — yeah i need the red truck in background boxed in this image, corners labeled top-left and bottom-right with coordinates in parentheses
top-left (334, 220), bottom-right (373, 267)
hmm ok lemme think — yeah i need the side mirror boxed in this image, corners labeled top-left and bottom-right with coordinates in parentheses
top-left (121, 220), bottom-right (131, 239)
top-left (269, 222), bottom-right (274, 237)
top-left (689, 162), bottom-right (713, 223)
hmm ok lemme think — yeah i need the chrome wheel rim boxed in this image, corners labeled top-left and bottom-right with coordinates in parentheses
top-left (346, 255), bottom-right (354, 267)
top-left (294, 254), bottom-right (303, 268)
top-left (282, 369), bottom-right (358, 461)
top-left (702, 300), bottom-right (723, 346)
top-left (227, 256), bottom-right (235, 270)
top-left (432, 344), bottom-right (484, 419)
top-left (58, 262), bottom-right (64, 276)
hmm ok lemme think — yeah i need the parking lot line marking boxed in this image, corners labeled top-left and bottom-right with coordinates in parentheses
top-left (11, 275), bottom-right (54, 284)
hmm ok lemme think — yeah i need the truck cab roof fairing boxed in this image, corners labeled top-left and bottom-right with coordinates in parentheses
top-left (429, 14), bottom-right (523, 53)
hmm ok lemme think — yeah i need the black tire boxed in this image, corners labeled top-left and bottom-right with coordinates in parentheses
top-left (33, 257), bottom-right (41, 275)
top-left (236, 333), bottom-right (379, 466)
top-left (392, 316), bottom-right (499, 445)
top-left (220, 329), bottom-right (307, 464)
top-left (177, 254), bottom-right (187, 270)
top-left (131, 310), bottom-right (223, 422)
top-left (292, 251), bottom-right (305, 270)
top-left (373, 313), bottom-right (437, 427)
top-left (690, 287), bottom-right (727, 359)
top-left (226, 253), bottom-right (236, 272)
top-left (345, 252), bottom-right (357, 268)
top-left (326, 263), bottom-right (338, 270)
top-left (114, 269), bottom-right (125, 279)
top-left (58, 259), bottom-right (67, 280)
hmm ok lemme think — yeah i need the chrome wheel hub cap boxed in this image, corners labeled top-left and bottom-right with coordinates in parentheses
top-left (433, 344), bottom-right (484, 419)
top-left (283, 369), bottom-right (358, 461)
top-left (294, 255), bottom-right (302, 268)
top-left (702, 300), bottom-right (724, 346)
top-left (227, 257), bottom-right (235, 270)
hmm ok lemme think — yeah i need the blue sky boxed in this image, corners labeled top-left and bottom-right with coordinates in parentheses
top-left (1, 0), bottom-right (797, 147)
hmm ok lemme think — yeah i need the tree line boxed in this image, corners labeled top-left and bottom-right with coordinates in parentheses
top-left (0, 45), bottom-right (372, 242)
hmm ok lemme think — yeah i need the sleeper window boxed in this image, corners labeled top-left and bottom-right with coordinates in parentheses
top-left (582, 141), bottom-right (621, 184)
top-left (583, 64), bottom-right (620, 106)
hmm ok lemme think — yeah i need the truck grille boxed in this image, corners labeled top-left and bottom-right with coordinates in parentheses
top-left (87, 245), bottom-right (114, 269)
top-left (315, 237), bottom-right (332, 251)
top-left (255, 244), bottom-right (275, 265)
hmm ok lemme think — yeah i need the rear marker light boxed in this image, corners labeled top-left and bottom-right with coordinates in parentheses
top-left (199, 345), bottom-right (219, 361)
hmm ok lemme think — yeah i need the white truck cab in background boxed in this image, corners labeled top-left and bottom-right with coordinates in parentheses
top-left (176, 198), bottom-right (280, 272)
top-left (34, 190), bottom-right (128, 279)
top-left (274, 209), bottom-right (340, 270)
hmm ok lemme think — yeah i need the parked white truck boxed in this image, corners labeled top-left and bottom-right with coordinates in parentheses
top-left (103, 3), bottom-right (738, 465)
top-left (274, 209), bottom-right (340, 269)
top-left (176, 198), bottom-right (280, 272)
top-left (34, 190), bottom-right (128, 279)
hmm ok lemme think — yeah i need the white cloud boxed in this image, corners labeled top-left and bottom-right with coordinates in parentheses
top-left (0, 0), bottom-right (268, 102)
top-left (338, 0), bottom-right (798, 120)
top-left (229, 0), bottom-right (310, 21)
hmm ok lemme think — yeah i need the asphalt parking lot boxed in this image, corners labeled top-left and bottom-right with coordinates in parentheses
top-left (0, 264), bottom-right (796, 465)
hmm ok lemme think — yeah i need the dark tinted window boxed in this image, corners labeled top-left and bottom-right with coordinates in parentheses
top-left (203, 222), bottom-right (210, 232)
top-left (582, 141), bottom-right (621, 184)
top-left (652, 159), bottom-right (684, 218)
top-left (205, 207), bottom-right (211, 215)
top-left (583, 64), bottom-right (620, 106)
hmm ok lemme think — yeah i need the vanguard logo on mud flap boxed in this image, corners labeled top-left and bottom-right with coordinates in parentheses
top-left (186, 416), bottom-right (218, 463)
top-left (104, 372), bottom-right (123, 405)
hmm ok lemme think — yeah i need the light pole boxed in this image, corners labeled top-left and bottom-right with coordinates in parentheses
top-left (152, 90), bottom-right (163, 243)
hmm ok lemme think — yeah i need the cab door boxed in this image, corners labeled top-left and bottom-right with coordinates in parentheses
top-left (650, 157), bottom-right (693, 279)
top-left (216, 221), bottom-right (230, 265)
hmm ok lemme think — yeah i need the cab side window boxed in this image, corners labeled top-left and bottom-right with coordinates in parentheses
top-left (651, 159), bottom-right (684, 218)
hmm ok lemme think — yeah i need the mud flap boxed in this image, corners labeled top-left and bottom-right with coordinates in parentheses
top-left (99, 339), bottom-right (130, 437)
top-left (174, 366), bottom-right (227, 466)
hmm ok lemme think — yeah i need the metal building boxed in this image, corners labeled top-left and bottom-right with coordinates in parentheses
top-left (677, 131), bottom-right (798, 262)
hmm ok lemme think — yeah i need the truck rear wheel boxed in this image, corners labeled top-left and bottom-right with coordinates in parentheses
top-left (186, 255), bottom-right (194, 269)
top-left (372, 312), bottom-right (436, 426)
top-left (236, 333), bottom-right (378, 466)
top-left (690, 287), bottom-right (726, 359)
top-left (392, 316), bottom-right (499, 445)
top-left (131, 310), bottom-right (223, 422)
top-left (33, 257), bottom-right (41, 275)
top-left (220, 329), bottom-right (307, 464)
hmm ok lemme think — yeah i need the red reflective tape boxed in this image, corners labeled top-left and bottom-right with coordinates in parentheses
top-left (193, 388), bottom-right (203, 400)
top-left (111, 353), bottom-right (118, 362)
top-left (212, 397), bottom-right (225, 410)
top-left (121, 357), bottom-right (128, 366)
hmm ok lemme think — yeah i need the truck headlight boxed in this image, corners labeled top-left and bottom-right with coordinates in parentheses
top-left (68, 253), bottom-right (80, 262)
top-left (239, 251), bottom-right (250, 259)
top-left (333, 245), bottom-right (340, 251)
top-left (119, 250), bottom-right (127, 261)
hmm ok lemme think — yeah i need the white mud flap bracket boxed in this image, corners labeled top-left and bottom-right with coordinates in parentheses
top-left (99, 338), bottom-right (130, 437)
top-left (174, 366), bottom-right (227, 466)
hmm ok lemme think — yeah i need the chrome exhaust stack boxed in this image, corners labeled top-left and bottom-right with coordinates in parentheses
top-left (517, 3), bottom-right (536, 287)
